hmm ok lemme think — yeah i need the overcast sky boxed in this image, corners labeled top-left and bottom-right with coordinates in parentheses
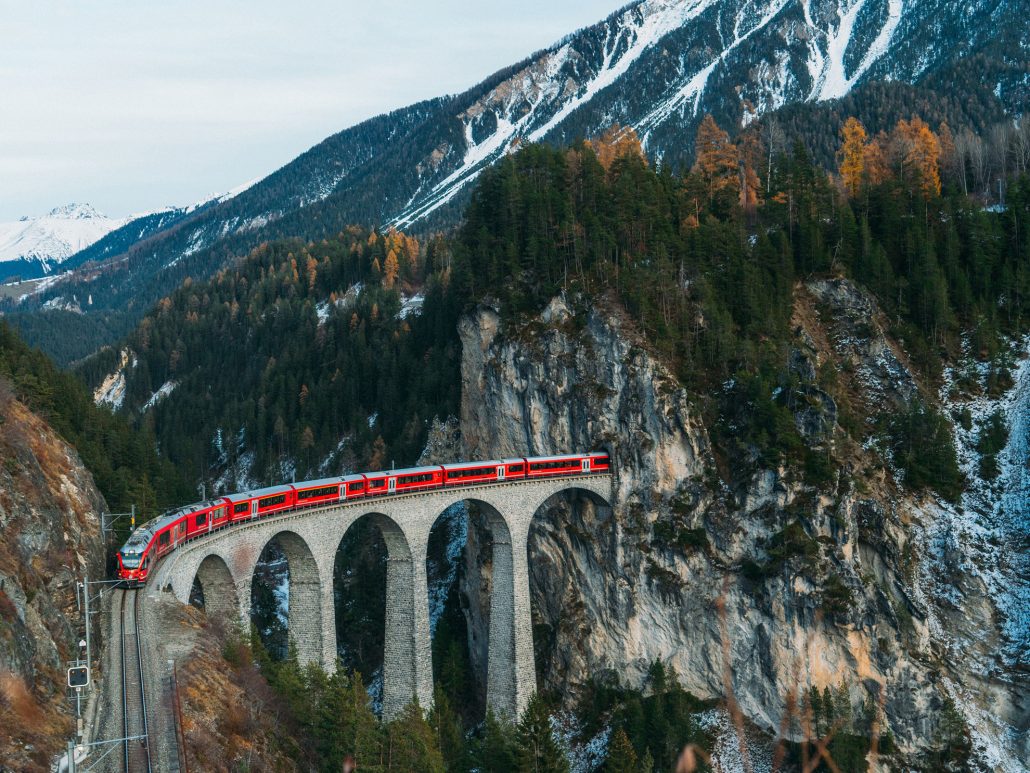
top-left (0, 1), bottom-right (621, 221)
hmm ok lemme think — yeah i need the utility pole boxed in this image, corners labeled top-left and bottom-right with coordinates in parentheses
top-left (83, 573), bottom-right (91, 676)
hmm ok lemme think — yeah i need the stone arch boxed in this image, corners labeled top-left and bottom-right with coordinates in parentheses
top-left (191, 553), bottom-right (239, 624)
top-left (254, 530), bottom-right (323, 668)
top-left (522, 483), bottom-right (614, 703)
top-left (425, 497), bottom-right (524, 719)
top-left (337, 512), bottom-right (428, 720)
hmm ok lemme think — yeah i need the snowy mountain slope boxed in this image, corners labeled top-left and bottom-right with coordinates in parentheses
top-left (0, 204), bottom-right (132, 282)
top-left (9, 0), bottom-right (1024, 360)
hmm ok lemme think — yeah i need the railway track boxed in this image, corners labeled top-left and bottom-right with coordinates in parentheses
top-left (119, 589), bottom-right (152, 773)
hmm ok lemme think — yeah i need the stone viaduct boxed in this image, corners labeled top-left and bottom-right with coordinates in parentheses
top-left (146, 475), bottom-right (612, 720)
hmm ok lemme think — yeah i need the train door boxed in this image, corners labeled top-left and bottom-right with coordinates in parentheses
top-left (387, 477), bottom-right (397, 494)
top-left (581, 459), bottom-right (590, 473)
top-left (251, 500), bottom-right (258, 519)
top-left (497, 465), bottom-right (505, 481)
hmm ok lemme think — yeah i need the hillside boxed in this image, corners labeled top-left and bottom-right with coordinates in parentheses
top-left (72, 113), bottom-right (1030, 767)
top-left (7, 0), bottom-right (1027, 363)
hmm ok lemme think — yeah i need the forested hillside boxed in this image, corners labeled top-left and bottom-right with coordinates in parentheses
top-left (83, 112), bottom-right (1029, 506)
top-left (0, 322), bottom-right (189, 532)
top-left (7, 0), bottom-right (1027, 367)
top-left (76, 228), bottom-right (464, 492)
top-left (65, 111), bottom-right (1030, 770)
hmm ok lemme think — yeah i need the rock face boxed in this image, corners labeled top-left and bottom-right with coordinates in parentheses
top-left (0, 390), bottom-right (106, 772)
top-left (450, 285), bottom-right (1028, 768)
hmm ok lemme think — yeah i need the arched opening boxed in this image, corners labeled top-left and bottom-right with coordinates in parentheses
top-left (334, 512), bottom-right (416, 719)
top-left (525, 486), bottom-right (613, 695)
top-left (250, 531), bottom-right (322, 666)
top-left (423, 499), bottom-right (500, 724)
top-left (189, 554), bottom-right (239, 625)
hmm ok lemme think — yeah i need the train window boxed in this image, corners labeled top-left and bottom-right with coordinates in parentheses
top-left (259, 493), bottom-right (287, 508)
top-left (448, 467), bottom-right (492, 479)
top-left (298, 485), bottom-right (338, 500)
top-left (233, 502), bottom-right (250, 515)
top-left (195, 512), bottom-right (207, 527)
top-left (347, 482), bottom-right (364, 493)
top-left (213, 506), bottom-right (225, 519)
top-left (509, 464), bottom-right (524, 473)
top-left (159, 532), bottom-right (170, 546)
top-left (369, 479), bottom-right (385, 489)
top-left (398, 473), bottom-right (434, 485)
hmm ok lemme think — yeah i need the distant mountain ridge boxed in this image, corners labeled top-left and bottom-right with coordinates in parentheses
top-left (0, 204), bottom-right (132, 282)
top-left (8, 0), bottom-right (1027, 360)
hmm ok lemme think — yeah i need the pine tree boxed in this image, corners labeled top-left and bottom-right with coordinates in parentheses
top-left (515, 694), bottom-right (569, 773)
top-left (605, 728), bottom-right (639, 773)
top-left (385, 701), bottom-right (445, 773)
top-left (474, 710), bottom-right (518, 773)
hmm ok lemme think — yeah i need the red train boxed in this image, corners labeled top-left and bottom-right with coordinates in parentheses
top-left (116, 452), bottom-right (610, 586)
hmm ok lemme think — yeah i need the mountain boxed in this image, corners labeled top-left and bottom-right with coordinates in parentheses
top-left (0, 204), bottom-right (132, 283)
top-left (8, 0), bottom-right (1027, 361)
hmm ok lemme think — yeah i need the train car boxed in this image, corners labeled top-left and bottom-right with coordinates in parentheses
top-left (525, 453), bottom-right (593, 478)
top-left (341, 473), bottom-right (367, 500)
top-left (293, 478), bottom-right (343, 508)
top-left (363, 471), bottom-right (390, 497)
top-left (442, 458), bottom-right (525, 486)
top-left (586, 451), bottom-right (610, 472)
top-left (390, 465), bottom-right (445, 494)
top-left (184, 499), bottom-right (232, 538)
top-left (224, 491), bottom-right (258, 523)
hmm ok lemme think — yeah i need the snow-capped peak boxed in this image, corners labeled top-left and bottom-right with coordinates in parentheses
top-left (0, 203), bottom-right (132, 278)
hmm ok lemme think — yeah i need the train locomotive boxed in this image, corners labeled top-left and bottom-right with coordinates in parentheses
top-left (116, 452), bottom-right (610, 586)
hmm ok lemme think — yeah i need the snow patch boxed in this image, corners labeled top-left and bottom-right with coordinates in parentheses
top-left (397, 292), bottom-right (424, 320)
top-left (142, 380), bottom-right (177, 411)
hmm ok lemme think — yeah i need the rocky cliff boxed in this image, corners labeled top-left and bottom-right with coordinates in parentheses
top-left (444, 284), bottom-right (1027, 769)
top-left (0, 386), bottom-right (106, 772)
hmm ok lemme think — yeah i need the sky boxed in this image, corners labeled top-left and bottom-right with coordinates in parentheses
top-left (0, 1), bottom-right (623, 221)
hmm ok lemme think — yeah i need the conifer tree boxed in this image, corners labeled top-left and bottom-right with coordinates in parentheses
top-left (516, 694), bottom-right (569, 773)
top-left (474, 710), bottom-right (518, 773)
top-left (385, 701), bottom-right (445, 773)
top-left (605, 728), bottom-right (639, 773)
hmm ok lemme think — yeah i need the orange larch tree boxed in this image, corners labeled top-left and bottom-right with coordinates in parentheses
top-left (692, 114), bottom-right (739, 203)
top-left (837, 117), bottom-right (868, 197)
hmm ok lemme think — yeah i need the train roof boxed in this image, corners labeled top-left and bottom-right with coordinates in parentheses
top-left (391, 465), bottom-right (444, 476)
top-left (293, 477), bottom-right (342, 490)
top-left (526, 454), bottom-right (588, 462)
top-left (341, 473), bottom-right (366, 482)
top-left (224, 484), bottom-right (294, 502)
top-left (442, 459), bottom-right (517, 469)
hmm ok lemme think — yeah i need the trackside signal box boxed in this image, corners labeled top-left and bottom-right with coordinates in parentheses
top-left (67, 666), bottom-right (90, 688)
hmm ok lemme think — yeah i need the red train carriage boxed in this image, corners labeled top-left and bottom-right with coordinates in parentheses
top-left (341, 473), bottom-right (367, 499)
top-left (292, 478), bottom-right (343, 508)
top-left (389, 465), bottom-right (445, 493)
top-left (525, 454), bottom-right (593, 478)
top-left (442, 458), bottom-right (525, 485)
top-left (586, 451), bottom-right (610, 472)
top-left (184, 500), bottom-right (231, 538)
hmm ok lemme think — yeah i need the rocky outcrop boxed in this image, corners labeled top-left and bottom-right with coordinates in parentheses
top-left (0, 388), bottom-right (106, 772)
top-left (449, 285), bottom-right (1028, 769)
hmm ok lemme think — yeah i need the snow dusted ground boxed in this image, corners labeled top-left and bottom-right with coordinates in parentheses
top-left (142, 380), bottom-right (176, 411)
top-left (426, 501), bottom-right (468, 635)
top-left (913, 335), bottom-right (1030, 771)
top-left (697, 708), bottom-right (775, 773)
top-left (550, 711), bottom-right (610, 773)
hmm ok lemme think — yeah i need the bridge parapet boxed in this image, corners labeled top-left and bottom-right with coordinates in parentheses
top-left (146, 474), bottom-right (612, 719)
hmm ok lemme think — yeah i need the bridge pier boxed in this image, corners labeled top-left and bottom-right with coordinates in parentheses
top-left (485, 512), bottom-right (536, 720)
